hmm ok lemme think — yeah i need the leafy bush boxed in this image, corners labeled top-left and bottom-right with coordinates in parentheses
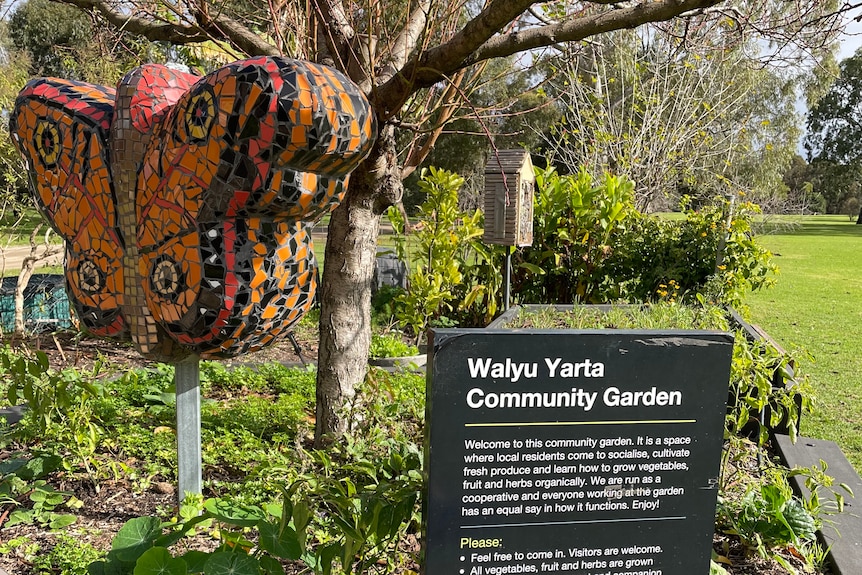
top-left (369, 333), bottom-right (419, 359)
top-left (388, 167), bottom-right (501, 340)
top-left (513, 168), bottom-right (776, 309)
top-left (610, 196), bottom-right (776, 310)
top-left (513, 167), bottom-right (634, 303)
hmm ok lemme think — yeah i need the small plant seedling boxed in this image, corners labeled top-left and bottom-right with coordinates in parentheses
top-left (369, 333), bottom-right (419, 359)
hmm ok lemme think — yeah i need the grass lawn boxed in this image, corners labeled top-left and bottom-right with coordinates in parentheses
top-left (744, 215), bottom-right (862, 472)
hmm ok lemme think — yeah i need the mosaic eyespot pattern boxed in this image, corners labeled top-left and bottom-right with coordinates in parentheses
top-left (10, 78), bottom-right (125, 338)
top-left (10, 57), bottom-right (377, 361)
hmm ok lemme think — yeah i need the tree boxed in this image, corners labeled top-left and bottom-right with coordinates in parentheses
top-left (8, 0), bottom-right (198, 82)
top-left (402, 57), bottom-right (559, 211)
top-left (805, 47), bottom-right (862, 221)
top-left (8, 0), bottom-right (92, 77)
top-left (0, 24), bottom-right (66, 334)
top-left (781, 155), bottom-right (825, 214)
top-left (538, 29), bottom-right (811, 211)
top-left (28, 0), bottom-right (857, 442)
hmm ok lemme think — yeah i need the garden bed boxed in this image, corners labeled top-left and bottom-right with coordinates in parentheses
top-left (0, 305), bottom-right (848, 575)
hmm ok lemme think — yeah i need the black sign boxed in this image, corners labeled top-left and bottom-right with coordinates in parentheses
top-left (424, 329), bottom-right (733, 575)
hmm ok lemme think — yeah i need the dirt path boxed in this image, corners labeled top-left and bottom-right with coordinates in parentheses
top-left (0, 244), bottom-right (63, 274)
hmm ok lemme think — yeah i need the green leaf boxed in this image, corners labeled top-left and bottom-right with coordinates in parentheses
top-left (112, 516), bottom-right (163, 562)
top-left (0, 458), bottom-right (26, 477)
top-left (317, 543), bottom-right (342, 575)
top-left (203, 499), bottom-right (265, 527)
top-left (784, 499), bottom-right (817, 540)
top-left (461, 285), bottom-right (485, 309)
top-left (48, 513), bottom-right (77, 529)
top-left (5, 509), bottom-right (33, 527)
top-left (19, 454), bottom-right (63, 480)
top-left (258, 556), bottom-right (285, 575)
top-left (134, 548), bottom-right (188, 575)
top-left (258, 520), bottom-right (301, 560)
top-left (203, 551), bottom-right (259, 575)
top-left (517, 262), bottom-right (546, 275)
top-left (179, 551), bottom-right (209, 573)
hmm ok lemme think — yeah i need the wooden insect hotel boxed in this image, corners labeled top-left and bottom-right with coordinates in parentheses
top-left (483, 149), bottom-right (534, 246)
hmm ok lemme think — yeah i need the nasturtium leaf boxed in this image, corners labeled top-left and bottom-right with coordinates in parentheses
top-left (179, 550), bottom-right (209, 573)
top-left (204, 498), bottom-right (265, 527)
top-left (134, 547), bottom-right (188, 575)
top-left (258, 520), bottom-right (301, 559)
top-left (258, 555), bottom-right (286, 575)
top-left (203, 551), bottom-right (259, 575)
top-left (112, 516), bottom-right (163, 562)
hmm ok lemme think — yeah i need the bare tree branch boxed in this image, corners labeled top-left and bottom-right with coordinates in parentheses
top-left (384, 0), bottom-right (432, 79)
top-left (375, 0), bottom-right (724, 118)
top-left (56, 0), bottom-right (279, 56)
top-left (312, 0), bottom-right (356, 68)
top-left (472, 1), bottom-right (724, 63)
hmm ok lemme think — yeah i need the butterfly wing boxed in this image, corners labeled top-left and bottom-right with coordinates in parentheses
top-left (10, 79), bottom-right (126, 337)
top-left (136, 57), bottom-right (376, 356)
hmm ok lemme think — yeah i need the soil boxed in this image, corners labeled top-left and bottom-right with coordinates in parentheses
top-left (0, 330), bottom-right (818, 575)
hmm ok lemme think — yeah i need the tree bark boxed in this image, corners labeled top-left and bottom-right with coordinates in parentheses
top-left (315, 124), bottom-right (402, 446)
top-left (14, 226), bottom-right (50, 335)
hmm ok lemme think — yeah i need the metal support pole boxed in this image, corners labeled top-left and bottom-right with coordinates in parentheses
top-left (503, 250), bottom-right (512, 311)
top-left (175, 354), bottom-right (202, 502)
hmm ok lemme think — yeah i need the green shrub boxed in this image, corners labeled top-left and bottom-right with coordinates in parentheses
top-left (513, 168), bottom-right (776, 309)
top-left (513, 167), bottom-right (634, 303)
top-left (369, 333), bottom-right (419, 359)
top-left (388, 167), bottom-right (502, 340)
top-left (610, 196), bottom-right (776, 310)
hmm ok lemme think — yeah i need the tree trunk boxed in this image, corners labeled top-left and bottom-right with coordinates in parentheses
top-left (856, 204), bottom-right (862, 224)
top-left (14, 226), bottom-right (44, 335)
top-left (14, 259), bottom-right (37, 335)
top-left (314, 125), bottom-right (402, 446)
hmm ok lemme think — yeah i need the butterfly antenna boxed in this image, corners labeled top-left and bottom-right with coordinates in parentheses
top-left (287, 331), bottom-right (308, 365)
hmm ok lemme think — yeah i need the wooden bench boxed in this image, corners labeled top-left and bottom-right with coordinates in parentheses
top-left (773, 434), bottom-right (862, 575)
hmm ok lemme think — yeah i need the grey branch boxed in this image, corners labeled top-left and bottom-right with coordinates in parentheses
top-left (55, 0), bottom-right (279, 56)
top-left (376, 0), bottom-right (723, 118)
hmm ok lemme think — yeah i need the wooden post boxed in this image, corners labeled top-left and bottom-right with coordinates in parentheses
top-left (175, 355), bottom-right (202, 502)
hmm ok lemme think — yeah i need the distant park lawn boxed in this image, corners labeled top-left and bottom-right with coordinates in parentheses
top-left (745, 215), bottom-right (862, 472)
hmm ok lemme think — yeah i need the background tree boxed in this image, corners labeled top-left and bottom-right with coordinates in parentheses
top-left (0, 23), bottom-right (31, 215)
top-left (0, 23), bottom-right (65, 334)
top-left (538, 29), bottom-right (807, 211)
top-left (7, 0), bottom-right (207, 82)
top-left (402, 57), bottom-right (559, 212)
top-left (782, 154), bottom-right (825, 214)
top-left (9, 0), bottom-right (856, 442)
top-left (8, 0), bottom-right (91, 77)
top-left (805, 47), bottom-right (862, 222)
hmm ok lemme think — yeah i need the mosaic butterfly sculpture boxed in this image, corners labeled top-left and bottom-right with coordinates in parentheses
top-left (10, 57), bottom-right (376, 362)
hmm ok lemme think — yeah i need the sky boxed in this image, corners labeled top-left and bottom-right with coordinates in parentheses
top-left (839, 15), bottom-right (862, 60)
